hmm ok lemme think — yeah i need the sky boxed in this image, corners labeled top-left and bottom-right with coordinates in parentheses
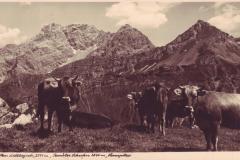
top-left (0, 2), bottom-right (240, 47)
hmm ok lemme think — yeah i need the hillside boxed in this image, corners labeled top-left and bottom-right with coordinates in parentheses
top-left (122, 20), bottom-right (240, 92)
top-left (0, 123), bottom-right (239, 152)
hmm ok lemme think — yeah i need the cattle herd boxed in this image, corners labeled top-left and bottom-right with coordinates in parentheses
top-left (37, 76), bottom-right (240, 151)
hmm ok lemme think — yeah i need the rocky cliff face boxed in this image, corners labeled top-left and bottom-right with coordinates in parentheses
top-left (52, 24), bottom-right (155, 81)
top-left (0, 23), bottom-right (109, 82)
top-left (89, 24), bottom-right (154, 57)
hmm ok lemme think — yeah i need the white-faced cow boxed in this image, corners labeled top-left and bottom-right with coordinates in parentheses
top-left (37, 76), bottom-right (81, 133)
top-left (166, 97), bottom-right (195, 128)
top-left (174, 85), bottom-right (240, 151)
top-left (132, 83), bottom-right (168, 135)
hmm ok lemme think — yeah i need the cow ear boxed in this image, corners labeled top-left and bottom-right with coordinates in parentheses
top-left (179, 85), bottom-right (185, 89)
top-left (75, 81), bottom-right (82, 86)
top-left (53, 77), bottom-right (61, 82)
top-left (197, 89), bottom-right (207, 96)
top-left (174, 88), bottom-right (182, 95)
top-left (73, 75), bottom-right (78, 81)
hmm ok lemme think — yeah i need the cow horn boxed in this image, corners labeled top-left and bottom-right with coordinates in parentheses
top-left (75, 80), bottom-right (82, 86)
top-left (53, 77), bottom-right (61, 82)
top-left (174, 88), bottom-right (182, 95)
top-left (179, 85), bottom-right (185, 89)
top-left (127, 94), bottom-right (133, 100)
top-left (73, 75), bottom-right (78, 81)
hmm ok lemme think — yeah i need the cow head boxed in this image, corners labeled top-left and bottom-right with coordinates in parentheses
top-left (43, 77), bottom-right (59, 90)
top-left (173, 85), bottom-right (207, 108)
top-left (127, 91), bottom-right (143, 107)
top-left (57, 75), bottom-right (82, 110)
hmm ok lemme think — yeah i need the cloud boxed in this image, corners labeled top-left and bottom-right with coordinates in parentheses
top-left (208, 4), bottom-right (240, 34)
top-left (213, 2), bottom-right (226, 9)
top-left (199, 2), bottom-right (226, 13)
top-left (19, 0), bottom-right (32, 5)
top-left (0, 24), bottom-right (27, 48)
top-left (105, 2), bottom-right (179, 29)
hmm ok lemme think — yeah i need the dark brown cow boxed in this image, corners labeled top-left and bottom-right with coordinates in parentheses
top-left (166, 98), bottom-right (195, 128)
top-left (37, 76), bottom-right (81, 133)
top-left (136, 83), bottom-right (168, 135)
top-left (70, 111), bottom-right (114, 129)
top-left (174, 85), bottom-right (240, 151)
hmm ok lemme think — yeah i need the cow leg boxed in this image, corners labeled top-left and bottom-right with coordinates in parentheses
top-left (211, 124), bottom-right (220, 151)
top-left (47, 109), bottom-right (53, 132)
top-left (139, 112), bottom-right (143, 127)
top-left (129, 106), bottom-right (134, 124)
top-left (149, 115), bottom-right (155, 133)
top-left (55, 110), bottom-right (63, 133)
top-left (160, 113), bottom-right (166, 136)
top-left (38, 103), bottom-right (45, 131)
top-left (189, 113), bottom-right (195, 129)
top-left (161, 118), bottom-right (166, 136)
top-left (169, 117), bottom-right (174, 128)
top-left (203, 130), bottom-right (212, 151)
top-left (143, 115), bottom-right (149, 133)
top-left (212, 135), bottom-right (219, 151)
top-left (57, 117), bottom-right (62, 133)
top-left (67, 114), bottom-right (73, 132)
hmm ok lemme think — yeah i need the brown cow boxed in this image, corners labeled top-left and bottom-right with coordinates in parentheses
top-left (37, 76), bottom-right (81, 133)
top-left (136, 83), bottom-right (168, 135)
top-left (174, 85), bottom-right (240, 151)
top-left (166, 98), bottom-right (195, 128)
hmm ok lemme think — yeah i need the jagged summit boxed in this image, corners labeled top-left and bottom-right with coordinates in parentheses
top-left (118, 24), bottom-right (134, 31)
top-left (170, 20), bottom-right (231, 46)
top-left (135, 19), bottom-right (240, 69)
top-left (89, 24), bottom-right (154, 57)
top-left (0, 23), bottom-right (110, 81)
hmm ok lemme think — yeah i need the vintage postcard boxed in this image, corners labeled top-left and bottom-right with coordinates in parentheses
top-left (0, 0), bottom-right (240, 159)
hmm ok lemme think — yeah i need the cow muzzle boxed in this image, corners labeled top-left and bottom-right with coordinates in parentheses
top-left (62, 96), bottom-right (71, 102)
top-left (184, 106), bottom-right (194, 113)
top-left (143, 116), bottom-right (148, 127)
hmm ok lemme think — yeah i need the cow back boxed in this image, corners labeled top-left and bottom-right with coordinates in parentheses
top-left (195, 91), bottom-right (240, 129)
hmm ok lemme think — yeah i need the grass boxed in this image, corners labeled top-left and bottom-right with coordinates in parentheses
top-left (0, 122), bottom-right (239, 152)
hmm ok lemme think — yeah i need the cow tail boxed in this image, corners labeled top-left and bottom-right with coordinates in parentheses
top-left (37, 83), bottom-right (44, 117)
top-left (162, 89), bottom-right (168, 136)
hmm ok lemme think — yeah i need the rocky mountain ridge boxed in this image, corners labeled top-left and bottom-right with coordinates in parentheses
top-left (0, 23), bottom-right (111, 82)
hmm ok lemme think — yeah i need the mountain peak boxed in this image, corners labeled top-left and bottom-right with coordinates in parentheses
top-left (118, 24), bottom-right (135, 32)
top-left (168, 19), bottom-right (231, 47)
top-left (41, 23), bottom-right (63, 33)
top-left (190, 19), bottom-right (230, 38)
top-left (88, 24), bottom-right (154, 57)
top-left (196, 19), bottom-right (209, 26)
top-left (65, 24), bottom-right (99, 32)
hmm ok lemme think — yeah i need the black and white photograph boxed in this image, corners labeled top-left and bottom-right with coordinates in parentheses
top-left (0, 1), bottom-right (240, 154)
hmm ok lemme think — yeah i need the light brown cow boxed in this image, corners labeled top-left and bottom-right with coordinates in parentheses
top-left (174, 85), bottom-right (240, 151)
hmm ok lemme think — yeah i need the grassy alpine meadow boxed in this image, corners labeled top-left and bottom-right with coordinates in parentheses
top-left (0, 122), bottom-right (239, 152)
